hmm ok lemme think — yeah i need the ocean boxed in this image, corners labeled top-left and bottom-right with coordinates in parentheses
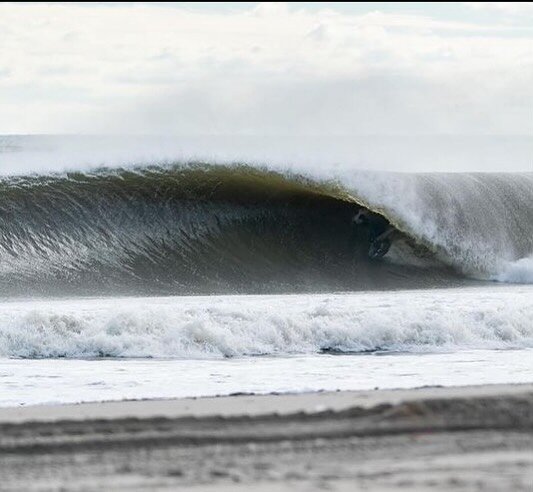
top-left (0, 135), bottom-right (532, 406)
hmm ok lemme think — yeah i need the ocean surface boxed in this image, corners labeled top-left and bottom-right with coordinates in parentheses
top-left (0, 135), bottom-right (531, 407)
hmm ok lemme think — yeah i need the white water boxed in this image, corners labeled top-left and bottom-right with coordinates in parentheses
top-left (495, 256), bottom-right (533, 284)
top-left (1, 350), bottom-right (532, 408)
top-left (0, 285), bottom-right (532, 406)
top-left (1, 286), bottom-right (532, 359)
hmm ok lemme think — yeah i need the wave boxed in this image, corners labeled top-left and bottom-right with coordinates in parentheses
top-left (494, 257), bottom-right (533, 284)
top-left (1, 289), bottom-right (532, 358)
top-left (0, 162), bottom-right (531, 296)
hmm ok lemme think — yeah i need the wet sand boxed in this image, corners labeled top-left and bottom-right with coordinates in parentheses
top-left (1, 383), bottom-right (532, 491)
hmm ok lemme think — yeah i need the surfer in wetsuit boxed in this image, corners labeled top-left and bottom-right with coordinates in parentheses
top-left (352, 208), bottom-right (395, 258)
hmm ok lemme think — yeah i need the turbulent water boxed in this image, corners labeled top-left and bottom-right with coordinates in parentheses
top-left (1, 288), bottom-right (532, 359)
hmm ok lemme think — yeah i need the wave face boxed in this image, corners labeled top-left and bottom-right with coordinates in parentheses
top-left (0, 163), bottom-right (531, 296)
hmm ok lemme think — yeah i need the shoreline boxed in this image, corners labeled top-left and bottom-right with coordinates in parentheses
top-left (1, 381), bottom-right (533, 423)
top-left (1, 383), bottom-right (532, 490)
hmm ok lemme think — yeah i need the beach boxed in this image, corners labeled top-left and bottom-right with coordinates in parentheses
top-left (1, 383), bottom-right (532, 491)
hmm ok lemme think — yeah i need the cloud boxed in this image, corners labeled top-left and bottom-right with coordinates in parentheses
top-left (0, 3), bottom-right (531, 135)
top-left (464, 2), bottom-right (533, 16)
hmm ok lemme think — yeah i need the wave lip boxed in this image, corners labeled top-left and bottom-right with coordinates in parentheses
top-left (1, 288), bottom-right (532, 359)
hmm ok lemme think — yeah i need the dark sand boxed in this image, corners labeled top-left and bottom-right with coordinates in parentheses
top-left (1, 384), bottom-right (532, 491)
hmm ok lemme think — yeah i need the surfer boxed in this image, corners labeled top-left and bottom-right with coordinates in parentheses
top-left (352, 208), bottom-right (395, 258)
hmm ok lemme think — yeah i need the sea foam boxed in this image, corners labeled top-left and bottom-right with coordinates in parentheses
top-left (495, 257), bottom-right (533, 284)
top-left (1, 287), bottom-right (532, 359)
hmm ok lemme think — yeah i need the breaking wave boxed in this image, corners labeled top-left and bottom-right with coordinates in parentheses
top-left (1, 289), bottom-right (532, 358)
top-left (0, 163), bottom-right (531, 296)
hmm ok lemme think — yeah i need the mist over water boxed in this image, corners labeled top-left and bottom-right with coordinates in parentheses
top-left (1, 135), bottom-right (532, 175)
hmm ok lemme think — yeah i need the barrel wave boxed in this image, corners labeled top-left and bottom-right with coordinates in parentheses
top-left (0, 163), bottom-right (531, 297)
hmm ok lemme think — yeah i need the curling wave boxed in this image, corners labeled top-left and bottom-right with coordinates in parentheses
top-left (0, 163), bottom-right (531, 296)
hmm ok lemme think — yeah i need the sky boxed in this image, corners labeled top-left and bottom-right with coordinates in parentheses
top-left (1, 2), bottom-right (532, 136)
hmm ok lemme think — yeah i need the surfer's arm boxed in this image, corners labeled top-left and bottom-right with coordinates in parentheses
top-left (375, 226), bottom-right (395, 242)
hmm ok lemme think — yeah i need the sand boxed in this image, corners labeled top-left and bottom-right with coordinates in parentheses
top-left (1, 383), bottom-right (532, 491)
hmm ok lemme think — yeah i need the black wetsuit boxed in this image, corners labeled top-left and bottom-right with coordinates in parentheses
top-left (367, 215), bottom-right (389, 243)
top-left (356, 213), bottom-right (392, 258)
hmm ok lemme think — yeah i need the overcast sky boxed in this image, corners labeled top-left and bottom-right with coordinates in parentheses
top-left (1, 2), bottom-right (532, 135)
